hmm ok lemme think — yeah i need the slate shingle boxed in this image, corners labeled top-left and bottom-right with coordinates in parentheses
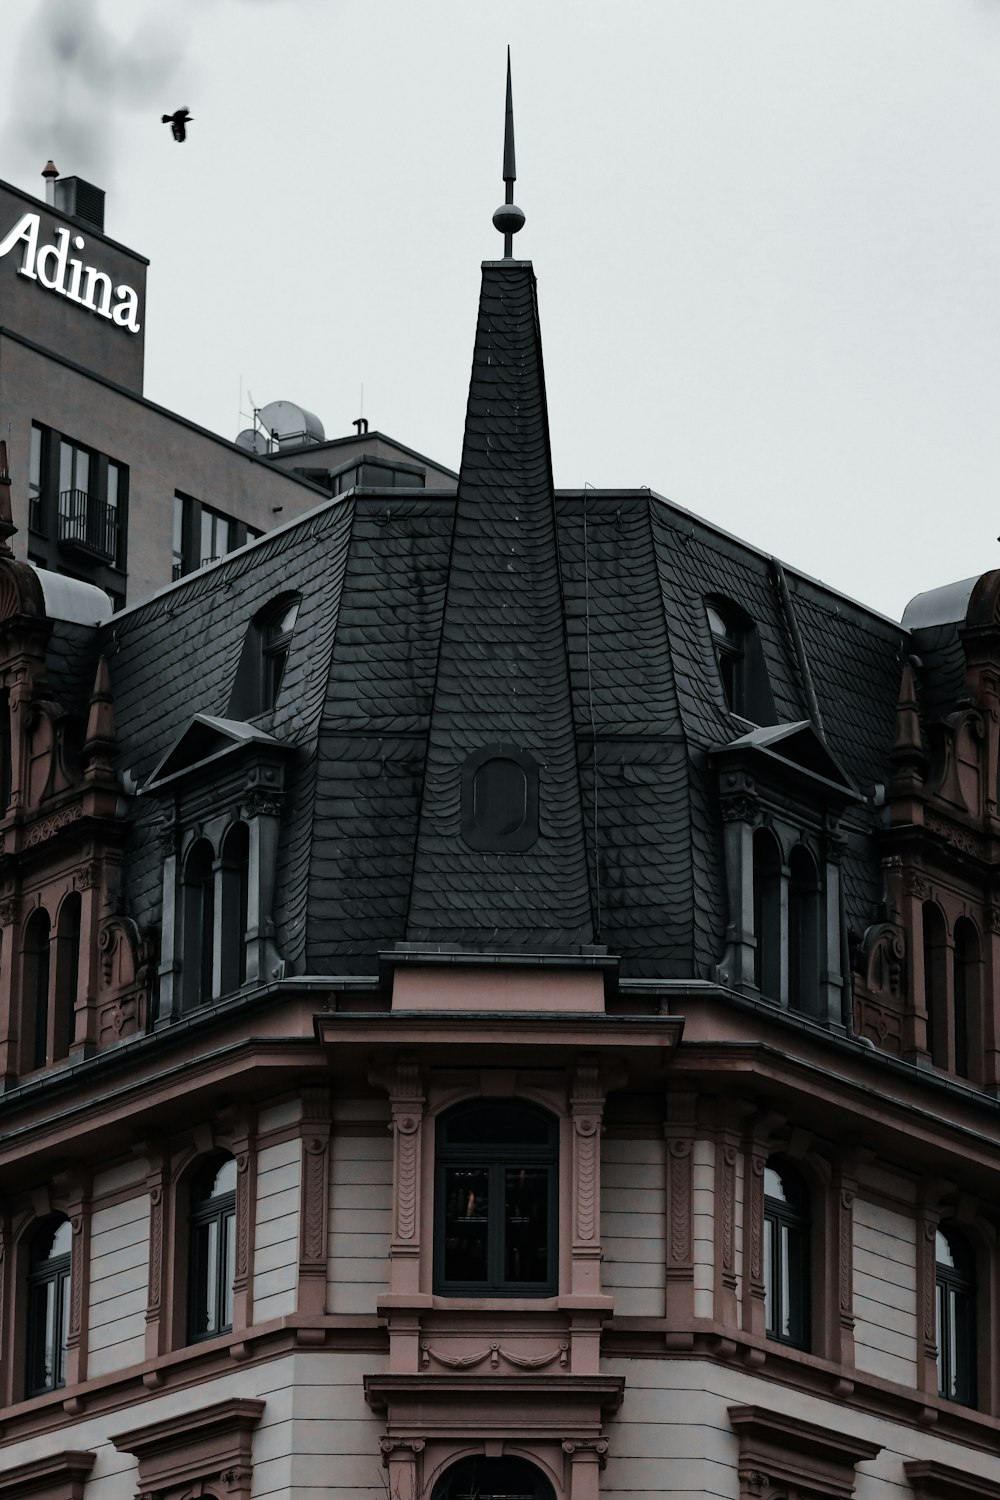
top-left (405, 263), bottom-right (594, 950)
top-left (97, 267), bottom-right (909, 990)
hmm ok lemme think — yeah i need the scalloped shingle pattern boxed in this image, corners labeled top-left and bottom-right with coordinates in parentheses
top-left (103, 501), bottom-right (355, 950)
top-left (307, 497), bottom-right (454, 970)
top-left (556, 496), bottom-right (694, 972)
top-left (405, 263), bottom-right (594, 949)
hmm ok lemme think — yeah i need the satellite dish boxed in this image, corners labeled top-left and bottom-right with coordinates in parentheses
top-left (235, 428), bottom-right (269, 454)
top-left (258, 400), bottom-right (325, 450)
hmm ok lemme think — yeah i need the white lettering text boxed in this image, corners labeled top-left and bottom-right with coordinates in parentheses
top-left (0, 212), bottom-right (141, 333)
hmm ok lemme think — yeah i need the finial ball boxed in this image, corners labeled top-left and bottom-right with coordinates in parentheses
top-left (493, 202), bottom-right (525, 237)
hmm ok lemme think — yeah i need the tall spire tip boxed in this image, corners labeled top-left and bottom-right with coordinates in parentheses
top-left (492, 48), bottom-right (525, 257)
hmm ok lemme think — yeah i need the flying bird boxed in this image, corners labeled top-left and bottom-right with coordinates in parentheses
top-left (162, 109), bottom-right (193, 143)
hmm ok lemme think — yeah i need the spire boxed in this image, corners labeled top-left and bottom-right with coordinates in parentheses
top-left (405, 260), bottom-right (594, 949)
top-left (888, 657), bottom-right (926, 793)
top-left (84, 655), bottom-right (118, 783)
top-left (491, 49), bottom-right (525, 258)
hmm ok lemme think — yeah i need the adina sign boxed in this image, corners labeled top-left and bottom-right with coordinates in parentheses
top-left (0, 212), bottom-right (141, 334)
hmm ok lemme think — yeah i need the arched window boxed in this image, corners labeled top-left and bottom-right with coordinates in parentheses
top-left (788, 845), bottom-right (820, 1015)
top-left (261, 597), bottom-right (299, 707)
top-left (182, 840), bottom-right (215, 1011)
top-left (220, 823), bottom-right (250, 995)
top-left (433, 1458), bottom-right (555, 1500)
top-left (26, 1217), bottom-right (72, 1395)
top-left (22, 908), bottom-right (51, 1072)
top-left (953, 918), bottom-right (979, 1082)
top-left (922, 902), bottom-right (948, 1069)
top-left (188, 1155), bottom-right (237, 1342)
top-left (707, 601), bottom-right (746, 715)
top-left (936, 1224), bottom-right (976, 1406)
top-left (763, 1158), bottom-right (810, 1349)
top-left (53, 893), bottom-right (81, 1062)
top-left (435, 1101), bottom-right (558, 1295)
top-left (228, 594), bottom-right (300, 718)
top-left (753, 829), bottom-right (781, 1001)
top-left (705, 596), bottom-right (776, 724)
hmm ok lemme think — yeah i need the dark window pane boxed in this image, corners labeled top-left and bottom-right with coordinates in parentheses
top-left (222, 1210), bottom-right (236, 1331)
top-left (473, 759), bottom-right (528, 838)
top-left (443, 1167), bottom-right (490, 1283)
top-left (504, 1167), bottom-right (548, 1284)
top-left (764, 1159), bottom-right (809, 1349)
top-left (444, 1104), bottom-right (550, 1148)
top-left (436, 1103), bottom-right (557, 1295)
top-left (26, 1222), bottom-right (71, 1394)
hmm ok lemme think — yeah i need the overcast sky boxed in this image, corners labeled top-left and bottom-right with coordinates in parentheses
top-left (2, 0), bottom-right (999, 623)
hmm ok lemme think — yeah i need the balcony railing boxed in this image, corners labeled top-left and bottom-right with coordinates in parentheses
top-left (57, 488), bottom-right (119, 562)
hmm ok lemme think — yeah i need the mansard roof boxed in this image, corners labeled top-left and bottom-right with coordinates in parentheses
top-left (102, 262), bottom-right (907, 985)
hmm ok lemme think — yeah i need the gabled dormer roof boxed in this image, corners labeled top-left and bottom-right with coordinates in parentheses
top-left (716, 719), bottom-right (860, 801)
top-left (143, 713), bottom-right (289, 793)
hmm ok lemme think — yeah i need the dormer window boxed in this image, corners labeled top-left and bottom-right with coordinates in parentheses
top-left (262, 598), bottom-right (299, 707)
top-left (144, 715), bottom-right (291, 1025)
top-left (707, 603), bottom-right (745, 714)
top-left (705, 596), bottom-right (775, 724)
top-left (229, 595), bottom-right (301, 718)
top-left (713, 722), bottom-right (858, 1026)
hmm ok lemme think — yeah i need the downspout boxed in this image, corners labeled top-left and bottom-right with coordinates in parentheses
top-left (770, 557), bottom-right (824, 734)
top-left (770, 558), bottom-right (858, 1035)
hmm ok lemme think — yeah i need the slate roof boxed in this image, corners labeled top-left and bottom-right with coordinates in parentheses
top-left (97, 257), bottom-right (908, 987)
top-left (405, 261), bottom-right (594, 951)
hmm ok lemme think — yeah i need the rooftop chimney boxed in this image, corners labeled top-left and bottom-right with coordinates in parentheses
top-left (41, 160), bottom-right (58, 206)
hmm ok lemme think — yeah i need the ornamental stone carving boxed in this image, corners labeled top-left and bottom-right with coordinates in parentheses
top-left (24, 804), bottom-right (82, 845)
top-left (720, 793), bottom-right (761, 825)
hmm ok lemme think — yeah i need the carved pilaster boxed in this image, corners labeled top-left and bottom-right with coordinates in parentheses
top-left (378, 1054), bottom-right (425, 1300)
top-left (713, 1099), bottom-right (752, 1330)
top-left (570, 1058), bottom-right (605, 1299)
top-left (141, 1147), bottom-right (169, 1361)
top-left (715, 772), bottom-right (760, 991)
top-left (664, 1089), bottom-right (697, 1335)
top-left (0, 1214), bottom-right (9, 1406)
top-left (564, 1438), bottom-right (610, 1500)
top-left (379, 1438), bottom-right (424, 1500)
top-left (0, 889), bottom-right (19, 1085)
top-left (225, 1110), bottom-right (256, 1331)
top-left (742, 1119), bottom-right (773, 1339)
top-left (297, 1086), bottom-right (332, 1315)
top-left (916, 1192), bottom-right (942, 1399)
top-left (60, 1171), bottom-right (91, 1387)
top-left (7, 675), bottom-right (33, 815)
top-left (155, 820), bottom-right (181, 1027)
top-left (837, 1183), bottom-right (855, 1332)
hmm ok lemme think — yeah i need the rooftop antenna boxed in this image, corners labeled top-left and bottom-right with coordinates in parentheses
top-left (491, 48), bottom-right (525, 258)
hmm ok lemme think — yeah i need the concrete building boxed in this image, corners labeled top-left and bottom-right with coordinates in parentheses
top-left (0, 165), bottom-right (455, 608)
top-left (0, 94), bottom-right (997, 1500)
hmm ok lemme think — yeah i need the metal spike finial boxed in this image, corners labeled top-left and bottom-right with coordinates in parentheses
top-left (503, 47), bottom-right (516, 192)
top-left (492, 48), bottom-right (525, 257)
